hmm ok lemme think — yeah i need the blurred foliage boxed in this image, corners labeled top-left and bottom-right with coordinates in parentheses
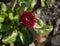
top-left (41, 0), bottom-right (54, 7)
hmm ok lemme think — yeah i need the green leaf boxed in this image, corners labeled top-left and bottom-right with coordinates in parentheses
top-left (45, 0), bottom-right (54, 5)
top-left (24, 0), bottom-right (35, 11)
top-left (1, 3), bottom-right (7, 11)
top-left (0, 24), bottom-right (11, 32)
top-left (34, 23), bottom-right (42, 29)
top-left (19, 30), bottom-right (31, 46)
top-left (0, 34), bottom-right (2, 39)
top-left (42, 25), bottom-right (53, 34)
top-left (34, 24), bottom-right (53, 34)
top-left (41, 0), bottom-right (45, 7)
top-left (35, 17), bottom-right (45, 28)
top-left (0, 17), bottom-right (4, 23)
top-left (19, 32), bottom-right (24, 44)
top-left (1, 12), bottom-right (8, 18)
top-left (9, 12), bottom-right (14, 20)
top-left (19, 4), bottom-right (26, 14)
top-left (31, 0), bottom-right (36, 8)
top-left (0, 24), bottom-right (2, 28)
top-left (34, 22), bottom-right (45, 34)
top-left (34, 17), bottom-right (53, 34)
top-left (2, 30), bottom-right (17, 44)
top-left (14, 14), bottom-right (19, 22)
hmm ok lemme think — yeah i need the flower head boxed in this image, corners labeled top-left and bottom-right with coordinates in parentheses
top-left (20, 11), bottom-right (36, 26)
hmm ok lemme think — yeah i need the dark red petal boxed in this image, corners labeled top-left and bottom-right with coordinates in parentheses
top-left (19, 11), bottom-right (36, 26)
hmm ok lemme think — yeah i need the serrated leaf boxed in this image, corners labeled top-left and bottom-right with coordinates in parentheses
top-left (34, 25), bottom-right (53, 34)
top-left (36, 17), bottom-right (45, 28)
top-left (34, 17), bottom-right (53, 34)
top-left (2, 30), bottom-right (17, 44)
top-left (42, 25), bottom-right (53, 34)
top-left (1, 3), bottom-right (7, 11)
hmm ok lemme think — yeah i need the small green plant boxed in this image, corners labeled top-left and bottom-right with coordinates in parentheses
top-left (0, 0), bottom-right (53, 46)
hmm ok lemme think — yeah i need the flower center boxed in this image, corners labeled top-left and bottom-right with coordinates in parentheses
top-left (26, 16), bottom-right (30, 21)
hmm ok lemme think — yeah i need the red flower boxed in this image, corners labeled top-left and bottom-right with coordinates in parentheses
top-left (20, 11), bottom-right (36, 26)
